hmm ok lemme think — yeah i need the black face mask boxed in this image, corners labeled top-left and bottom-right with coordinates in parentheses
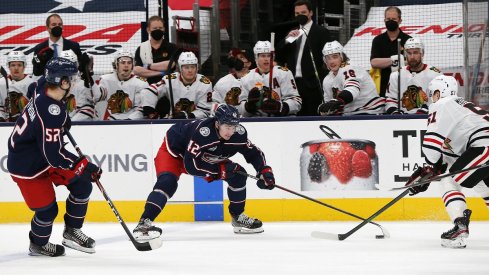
top-left (51, 26), bottom-right (63, 37)
top-left (296, 14), bottom-right (308, 26)
top-left (150, 29), bottom-right (164, 40)
top-left (385, 20), bottom-right (399, 32)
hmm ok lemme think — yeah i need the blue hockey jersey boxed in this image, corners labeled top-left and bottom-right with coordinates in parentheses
top-left (7, 86), bottom-right (77, 178)
top-left (166, 118), bottom-right (267, 178)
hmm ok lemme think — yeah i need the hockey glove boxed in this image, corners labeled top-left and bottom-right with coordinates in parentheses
top-left (70, 156), bottom-right (89, 176)
top-left (172, 111), bottom-right (195, 119)
top-left (256, 166), bottom-right (275, 190)
top-left (33, 47), bottom-right (54, 76)
top-left (390, 55), bottom-right (404, 72)
top-left (79, 53), bottom-right (94, 88)
top-left (318, 99), bottom-right (344, 116)
top-left (142, 106), bottom-right (160, 119)
top-left (245, 87), bottom-right (261, 113)
top-left (86, 162), bottom-right (102, 182)
top-left (405, 166), bottom-right (434, 196)
top-left (219, 161), bottom-right (241, 180)
top-left (261, 99), bottom-right (289, 116)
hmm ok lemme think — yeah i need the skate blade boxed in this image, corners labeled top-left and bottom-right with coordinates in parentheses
top-left (133, 231), bottom-right (162, 241)
top-left (28, 251), bottom-right (66, 257)
top-left (441, 237), bottom-right (467, 249)
top-left (62, 239), bottom-right (96, 254)
top-left (233, 227), bottom-right (264, 234)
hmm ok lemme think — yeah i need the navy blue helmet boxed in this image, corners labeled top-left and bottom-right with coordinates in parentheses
top-left (45, 57), bottom-right (78, 85)
top-left (215, 104), bottom-right (240, 126)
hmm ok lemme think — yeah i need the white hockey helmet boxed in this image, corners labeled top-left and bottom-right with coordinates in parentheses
top-left (113, 50), bottom-right (134, 69)
top-left (404, 37), bottom-right (424, 53)
top-left (6, 51), bottom-right (27, 67)
top-left (59, 50), bottom-right (78, 65)
top-left (253, 41), bottom-right (272, 58)
top-left (428, 75), bottom-right (458, 100)
top-left (322, 40), bottom-right (343, 57)
top-left (177, 51), bottom-right (198, 69)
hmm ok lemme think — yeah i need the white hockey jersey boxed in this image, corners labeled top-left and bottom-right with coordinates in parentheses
top-left (422, 97), bottom-right (489, 166)
top-left (0, 74), bottom-right (34, 121)
top-left (322, 64), bottom-right (385, 115)
top-left (386, 64), bottom-right (441, 114)
top-left (68, 80), bottom-right (99, 121)
top-left (95, 73), bottom-right (149, 120)
top-left (238, 66), bottom-right (302, 116)
top-left (212, 72), bottom-right (246, 106)
top-left (140, 72), bottom-right (213, 118)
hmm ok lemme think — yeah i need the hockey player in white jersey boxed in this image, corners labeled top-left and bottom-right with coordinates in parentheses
top-left (58, 50), bottom-right (98, 121)
top-left (405, 75), bottom-right (489, 249)
top-left (318, 41), bottom-right (385, 116)
top-left (212, 49), bottom-right (253, 107)
top-left (0, 51), bottom-right (34, 122)
top-left (94, 50), bottom-right (149, 120)
top-left (238, 41), bottom-right (301, 117)
top-left (138, 51), bottom-right (213, 119)
top-left (385, 38), bottom-right (441, 114)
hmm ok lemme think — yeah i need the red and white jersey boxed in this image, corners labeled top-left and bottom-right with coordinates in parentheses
top-left (238, 66), bottom-right (302, 116)
top-left (0, 74), bottom-right (34, 120)
top-left (323, 64), bottom-right (385, 115)
top-left (141, 72), bottom-right (213, 118)
top-left (422, 97), bottom-right (489, 166)
top-left (386, 64), bottom-right (441, 114)
top-left (68, 80), bottom-right (99, 121)
top-left (95, 72), bottom-right (149, 120)
top-left (212, 72), bottom-right (246, 107)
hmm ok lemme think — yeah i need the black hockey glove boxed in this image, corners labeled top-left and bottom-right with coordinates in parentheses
top-left (172, 111), bottom-right (196, 119)
top-left (32, 47), bottom-right (54, 76)
top-left (85, 162), bottom-right (102, 182)
top-left (318, 99), bottom-right (344, 116)
top-left (142, 106), bottom-right (160, 119)
top-left (70, 156), bottom-right (89, 176)
top-left (405, 166), bottom-right (434, 196)
top-left (244, 87), bottom-right (261, 113)
top-left (257, 166), bottom-right (275, 190)
top-left (79, 53), bottom-right (94, 88)
top-left (261, 99), bottom-right (289, 116)
top-left (219, 161), bottom-right (241, 180)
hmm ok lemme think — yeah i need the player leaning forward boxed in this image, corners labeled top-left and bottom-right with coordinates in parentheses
top-left (7, 58), bottom-right (102, 256)
top-left (406, 75), bottom-right (489, 248)
top-left (133, 104), bottom-right (275, 239)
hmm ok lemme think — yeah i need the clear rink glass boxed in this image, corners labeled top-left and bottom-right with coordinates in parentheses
top-left (300, 139), bottom-right (379, 191)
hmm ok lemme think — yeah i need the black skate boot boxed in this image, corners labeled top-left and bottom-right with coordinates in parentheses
top-left (441, 209), bottom-right (471, 249)
top-left (133, 218), bottom-right (162, 241)
top-left (231, 213), bottom-right (264, 234)
top-left (62, 226), bottom-right (96, 253)
top-left (29, 241), bottom-right (65, 257)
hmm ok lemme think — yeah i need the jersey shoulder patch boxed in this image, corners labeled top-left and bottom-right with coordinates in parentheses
top-left (236, 125), bottom-right (246, 135)
top-left (430, 66), bottom-right (441, 73)
top-left (278, 66), bottom-right (289, 72)
top-left (167, 73), bottom-right (177, 80)
top-left (199, 126), bottom-right (211, 137)
top-left (136, 76), bottom-right (148, 82)
top-left (200, 76), bottom-right (211, 84)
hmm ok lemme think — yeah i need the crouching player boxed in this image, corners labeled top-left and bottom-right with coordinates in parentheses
top-left (405, 75), bottom-right (489, 248)
top-left (133, 104), bottom-right (275, 240)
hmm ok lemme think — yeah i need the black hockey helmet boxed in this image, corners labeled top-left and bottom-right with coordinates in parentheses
top-left (45, 57), bottom-right (78, 85)
top-left (214, 104), bottom-right (240, 126)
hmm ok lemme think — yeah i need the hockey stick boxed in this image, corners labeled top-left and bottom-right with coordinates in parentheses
top-left (0, 66), bottom-right (13, 121)
top-left (64, 130), bottom-right (162, 251)
top-left (396, 38), bottom-right (401, 111)
top-left (166, 48), bottom-right (183, 116)
top-left (470, 20), bottom-right (488, 98)
top-left (390, 162), bottom-right (489, 191)
top-left (268, 32), bottom-right (275, 100)
top-left (236, 171), bottom-right (389, 239)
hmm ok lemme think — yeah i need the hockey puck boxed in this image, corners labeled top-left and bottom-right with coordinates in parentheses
top-left (375, 235), bottom-right (385, 239)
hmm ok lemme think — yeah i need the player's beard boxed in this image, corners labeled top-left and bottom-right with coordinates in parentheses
top-left (408, 58), bottom-right (423, 71)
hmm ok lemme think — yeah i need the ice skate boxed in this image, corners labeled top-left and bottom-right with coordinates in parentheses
top-left (29, 241), bottom-right (65, 257)
top-left (133, 218), bottom-right (162, 241)
top-left (62, 226), bottom-right (96, 253)
top-left (231, 213), bottom-right (264, 234)
top-left (441, 209), bottom-right (471, 249)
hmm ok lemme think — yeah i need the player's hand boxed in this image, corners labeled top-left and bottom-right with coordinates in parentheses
top-left (318, 99), bottom-right (344, 116)
top-left (219, 161), bottom-right (241, 180)
top-left (405, 166), bottom-right (434, 196)
top-left (86, 162), bottom-right (102, 182)
top-left (257, 166), bottom-right (275, 190)
top-left (245, 87), bottom-right (261, 113)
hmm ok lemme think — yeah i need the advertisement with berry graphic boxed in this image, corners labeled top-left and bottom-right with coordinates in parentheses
top-left (300, 125), bottom-right (379, 190)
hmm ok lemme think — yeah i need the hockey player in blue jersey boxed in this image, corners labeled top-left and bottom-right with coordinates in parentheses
top-left (133, 104), bottom-right (275, 240)
top-left (7, 57), bottom-right (102, 257)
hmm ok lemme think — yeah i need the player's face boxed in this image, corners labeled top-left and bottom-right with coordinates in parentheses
top-left (257, 53), bottom-right (271, 72)
top-left (217, 123), bottom-right (236, 140)
top-left (324, 53), bottom-right (342, 72)
top-left (405, 48), bottom-right (423, 69)
top-left (431, 90), bottom-right (441, 103)
top-left (180, 64), bottom-right (197, 82)
top-left (117, 57), bottom-right (133, 80)
top-left (8, 61), bottom-right (25, 80)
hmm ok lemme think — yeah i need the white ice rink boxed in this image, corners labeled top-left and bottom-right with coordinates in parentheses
top-left (1, 221), bottom-right (488, 274)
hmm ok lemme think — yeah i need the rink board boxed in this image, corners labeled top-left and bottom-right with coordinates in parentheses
top-left (1, 116), bottom-right (488, 222)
